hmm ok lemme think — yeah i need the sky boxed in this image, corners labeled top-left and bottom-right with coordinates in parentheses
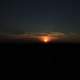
top-left (0, 0), bottom-right (80, 33)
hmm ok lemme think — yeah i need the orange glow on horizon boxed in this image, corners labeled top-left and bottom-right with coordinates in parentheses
top-left (37, 35), bottom-right (60, 43)
top-left (38, 36), bottom-right (55, 43)
top-left (43, 37), bottom-right (49, 43)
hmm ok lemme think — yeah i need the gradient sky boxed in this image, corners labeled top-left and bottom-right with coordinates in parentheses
top-left (0, 0), bottom-right (80, 33)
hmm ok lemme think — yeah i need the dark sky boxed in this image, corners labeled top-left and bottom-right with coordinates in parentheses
top-left (0, 0), bottom-right (80, 33)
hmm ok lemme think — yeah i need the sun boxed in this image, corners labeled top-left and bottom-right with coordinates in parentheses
top-left (44, 39), bottom-right (48, 42)
top-left (37, 35), bottom-right (59, 43)
top-left (38, 36), bottom-right (53, 43)
top-left (44, 38), bottom-right (48, 43)
top-left (40, 36), bottom-right (50, 43)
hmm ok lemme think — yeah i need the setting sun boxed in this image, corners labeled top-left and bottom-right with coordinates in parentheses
top-left (37, 35), bottom-right (59, 43)
top-left (38, 36), bottom-right (51, 43)
top-left (43, 38), bottom-right (48, 43)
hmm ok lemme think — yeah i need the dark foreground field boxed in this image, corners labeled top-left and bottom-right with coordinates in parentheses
top-left (0, 40), bottom-right (80, 73)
